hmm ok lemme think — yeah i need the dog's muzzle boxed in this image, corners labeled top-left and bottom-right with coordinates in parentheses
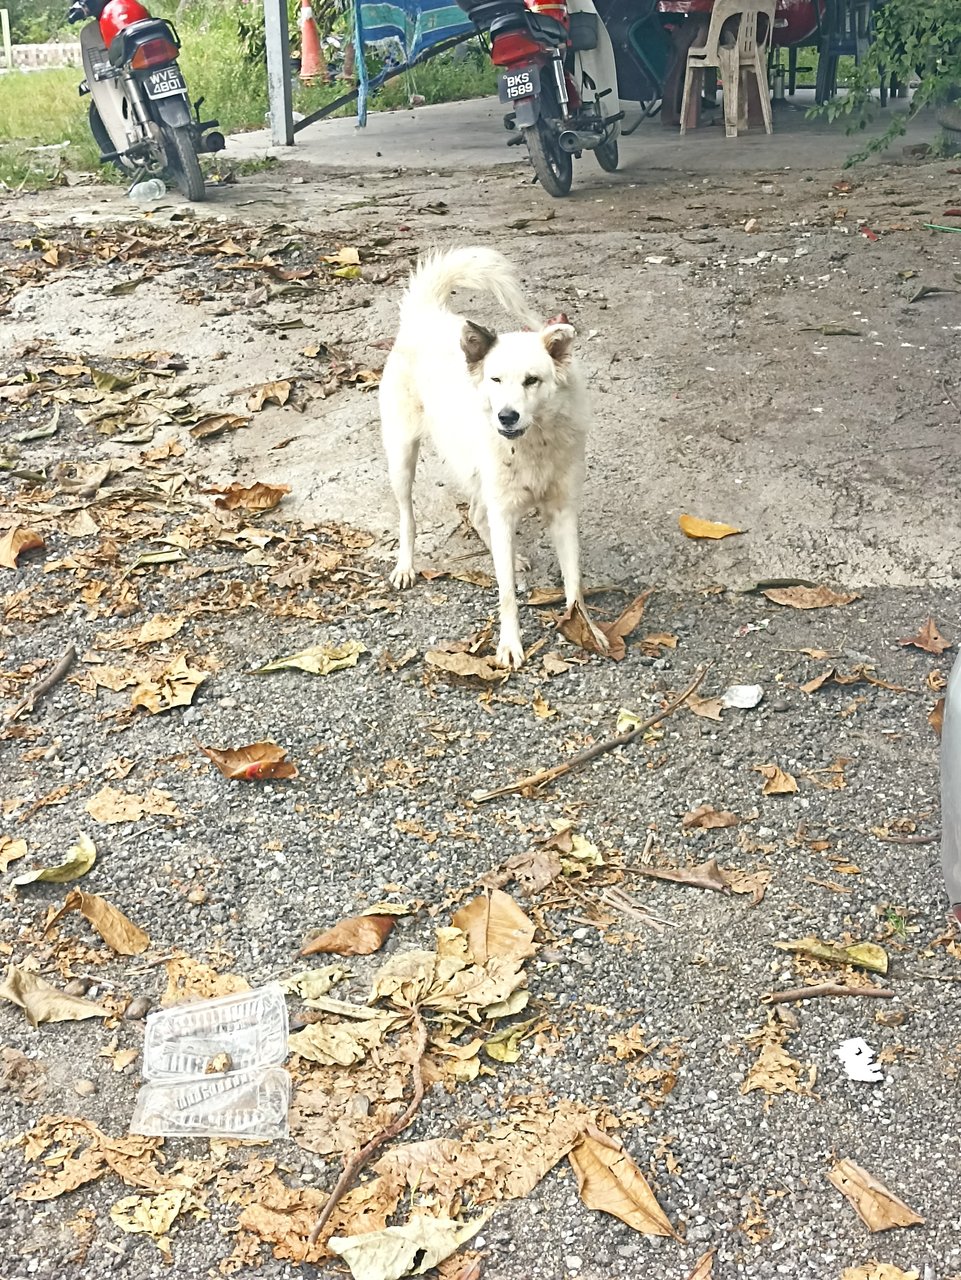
top-left (497, 408), bottom-right (523, 439)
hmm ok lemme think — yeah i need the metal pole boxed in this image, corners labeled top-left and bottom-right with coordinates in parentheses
top-left (352, 0), bottom-right (368, 127)
top-left (264, 0), bottom-right (294, 146)
top-left (1, 10), bottom-right (13, 74)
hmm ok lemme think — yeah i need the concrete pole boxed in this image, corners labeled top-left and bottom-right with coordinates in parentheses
top-left (264, 0), bottom-right (295, 146)
top-left (1, 10), bottom-right (13, 74)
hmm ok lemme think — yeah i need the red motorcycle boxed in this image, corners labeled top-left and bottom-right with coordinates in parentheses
top-left (67, 0), bottom-right (224, 200)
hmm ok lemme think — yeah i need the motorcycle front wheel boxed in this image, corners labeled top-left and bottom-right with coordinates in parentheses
top-left (163, 125), bottom-right (206, 201)
top-left (594, 137), bottom-right (619, 172)
top-left (524, 118), bottom-right (573, 198)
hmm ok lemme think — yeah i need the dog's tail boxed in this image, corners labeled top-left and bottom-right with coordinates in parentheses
top-left (400, 246), bottom-right (539, 329)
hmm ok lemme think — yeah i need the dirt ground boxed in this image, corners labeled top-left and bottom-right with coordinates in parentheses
top-left (1, 106), bottom-right (960, 1280)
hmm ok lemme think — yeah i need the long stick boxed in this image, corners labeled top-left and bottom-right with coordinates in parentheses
top-left (307, 1012), bottom-right (428, 1247)
top-left (4, 645), bottom-right (76, 728)
top-left (763, 982), bottom-right (894, 1005)
top-left (471, 666), bottom-right (708, 804)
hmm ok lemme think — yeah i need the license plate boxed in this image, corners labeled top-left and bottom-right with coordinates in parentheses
top-left (144, 66), bottom-right (186, 100)
top-left (499, 64), bottom-right (540, 104)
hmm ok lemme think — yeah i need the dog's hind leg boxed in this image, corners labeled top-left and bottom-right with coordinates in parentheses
top-left (384, 426), bottom-right (421, 590)
top-left (549, 506), bottom-right (609, 651)
top-left (488, 509), bottom-right (525, 668)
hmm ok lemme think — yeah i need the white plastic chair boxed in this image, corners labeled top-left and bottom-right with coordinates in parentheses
top-left (679, 0), bottom-right (776, 139)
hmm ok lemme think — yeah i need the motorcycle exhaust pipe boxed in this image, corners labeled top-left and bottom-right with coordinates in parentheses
top-left (199, 131), bottom-right (226, 154)
top-left (557, 129), bottom-right (604, 153)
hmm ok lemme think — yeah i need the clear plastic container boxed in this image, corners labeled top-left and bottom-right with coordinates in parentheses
top-left (130, 1067), bottom-right (291, 1140)
top-left (129, 178), bottom-right (167, 203)
top-left (142, 983), bottom-right (288, 1082)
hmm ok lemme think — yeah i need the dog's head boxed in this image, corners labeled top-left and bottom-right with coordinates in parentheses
top-left (461, 320), bottom-right (575, 440)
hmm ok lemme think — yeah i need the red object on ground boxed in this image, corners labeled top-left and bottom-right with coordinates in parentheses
top-left (98, 0), bottom-right (152, 47)
top-left (299, 2), bottom-right (326, 79)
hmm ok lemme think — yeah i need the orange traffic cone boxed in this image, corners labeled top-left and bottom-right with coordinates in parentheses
top-left (299, 3), bottom-right (327, 81)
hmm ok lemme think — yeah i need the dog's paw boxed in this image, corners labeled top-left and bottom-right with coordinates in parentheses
top-left (515, 554), bottom-right (532, 574)
top-left (389, 565), bottom-right (416, 590)
top-left (496, 634), bottom-right (526, 669)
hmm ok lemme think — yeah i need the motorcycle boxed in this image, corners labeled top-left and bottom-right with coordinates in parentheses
top-left (459, 0), bottom-right (675, 195)
top-left (67, 0), bottom-right (225, 201)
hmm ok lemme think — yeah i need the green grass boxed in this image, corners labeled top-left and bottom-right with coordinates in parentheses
top-left (0, 6), bottom-right (497, 191)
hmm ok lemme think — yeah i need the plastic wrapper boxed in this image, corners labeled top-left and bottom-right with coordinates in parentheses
top-left (131, 1067), bottom-right (291, 1140)
top-left (142, 983), bottom-right (288, 1082)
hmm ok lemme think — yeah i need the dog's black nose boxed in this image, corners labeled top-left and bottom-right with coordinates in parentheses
top-left (498, 409), bottom-right (520, 427)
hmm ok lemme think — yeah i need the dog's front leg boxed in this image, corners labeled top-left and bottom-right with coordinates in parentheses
top-left (488, 509), bottom-right (525, 668)
top-left (385, 435), bottom-right (420, 589)
top-left (550, 506), bottom-right (610, 652)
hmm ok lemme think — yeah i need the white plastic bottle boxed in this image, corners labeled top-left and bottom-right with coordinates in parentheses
top-left (129, 178), bottom-right (167, 202)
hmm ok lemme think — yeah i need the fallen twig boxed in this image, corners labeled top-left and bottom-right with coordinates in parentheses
top-left (471, 665), bottom-right (708, 804)
top-left (3, 644), bottom-right (76, 728)
top-left (763, 982), bottom-right (894, 1005)
top-left (873, 829), bottom-right (940, 845)
top-left (307, 1010), bottom-right (428, 1247)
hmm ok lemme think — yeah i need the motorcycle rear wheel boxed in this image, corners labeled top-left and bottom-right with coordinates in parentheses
top-left (163, 124), bottom-right (206, 202)
top-left (594, 137), bottom-right (619, 172)
top-left (524, 119), bottom-right (573, 198)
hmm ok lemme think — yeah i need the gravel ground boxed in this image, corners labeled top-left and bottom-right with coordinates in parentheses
top-left (1, 146), bottom-right (960, 1280)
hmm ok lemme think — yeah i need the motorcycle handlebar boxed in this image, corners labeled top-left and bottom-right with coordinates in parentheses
top-left (66, 2), bottom-right (88, 23)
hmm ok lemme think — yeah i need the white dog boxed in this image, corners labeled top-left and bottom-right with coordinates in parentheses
top-left (379, 246), bottom-right (606, 669)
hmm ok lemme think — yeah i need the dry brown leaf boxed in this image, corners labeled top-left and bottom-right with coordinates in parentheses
top-left (827, 1159), bottom-right (925, 1232)
top-left (0, 525), bottom-right (45, 570)
top-left (162, 956), bottom-right (250, 1006)
top-left (300, 913), bottom-right (396, 957)
top-left (0, 965), bottom-right (108, 1028)
top-left (137, 614), bottom-right (185, 644)
top-left (929, 697), bottom-right (945, 738)
top-left (754, 763), bottom-right (798, 795)
top-left (682, 806), bottom-right (739, 830)
top-left (17, 1116), bottom-right (168, 1201)
top-left (47, 890), bottom-right (149, 955)
top-left (200, 741), bottom-right (298, 781)
top-left (11, 835), bottom-right (97, 886)
top-left (636, 858), bottom-right (730, 895)
top-left (841, 1265), bottom-right (920, 1280)
top-left (0, 836), bottom-right (28, 873)
top-left (762, 585), bottom-right (859, 609)
top-left (110, 1188), bottom-right (187, 1256)
top-left (130, 655), bottom-right (206, 714)
top-left (84, 785), bottom-right (181, 825)
top-left (686, 1250), bottom-right (715, 1280)
top-left (425, 651), bottom-right (507, 683)
top-left (558, 600), bottom-right (610, 657)
top-left (532, 690), bottom-right (556, 719)
top-left (214, 482), bottom-right (291, 512)
top-left (898, 616), bottom-right (952, 656)
top-left (678, 514), bottom-right (744, 540)
top-left (569, 1127), bottom-right (678, 1237)
top-left (451, 890), bottom-right (536, 965)
top-left (247, 380), bottom-right (291, 412)
top-left (189, 412), bottom-right (251, 440)
top-left (600, 590), bottom-right (653, 660)
top-left (688, 695), bottom-right (724, 721)
top-left (741, 1016), bottom-right (816, 1098)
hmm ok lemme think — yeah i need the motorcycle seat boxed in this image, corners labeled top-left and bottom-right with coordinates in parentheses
top-left (457, 0), bottom-right (525, 31)
top-left (107, 18), bottom-right (178, 67)
top-left (489, 10), bottom-right (568, 44)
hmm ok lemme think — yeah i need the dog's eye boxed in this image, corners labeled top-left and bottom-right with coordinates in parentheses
top-left (523, 375), bottom-right (540, 387)
top-left (490, 376), bottom-right (501, 384)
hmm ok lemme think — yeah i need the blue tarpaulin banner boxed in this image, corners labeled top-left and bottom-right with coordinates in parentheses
top-left (354, 0), bottom-right (474, 124)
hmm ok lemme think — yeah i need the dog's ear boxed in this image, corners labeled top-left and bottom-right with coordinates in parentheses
top-left (541, 322), bottom-right (575, 365)
top-left (461, 320), bottom-right (497, 370)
